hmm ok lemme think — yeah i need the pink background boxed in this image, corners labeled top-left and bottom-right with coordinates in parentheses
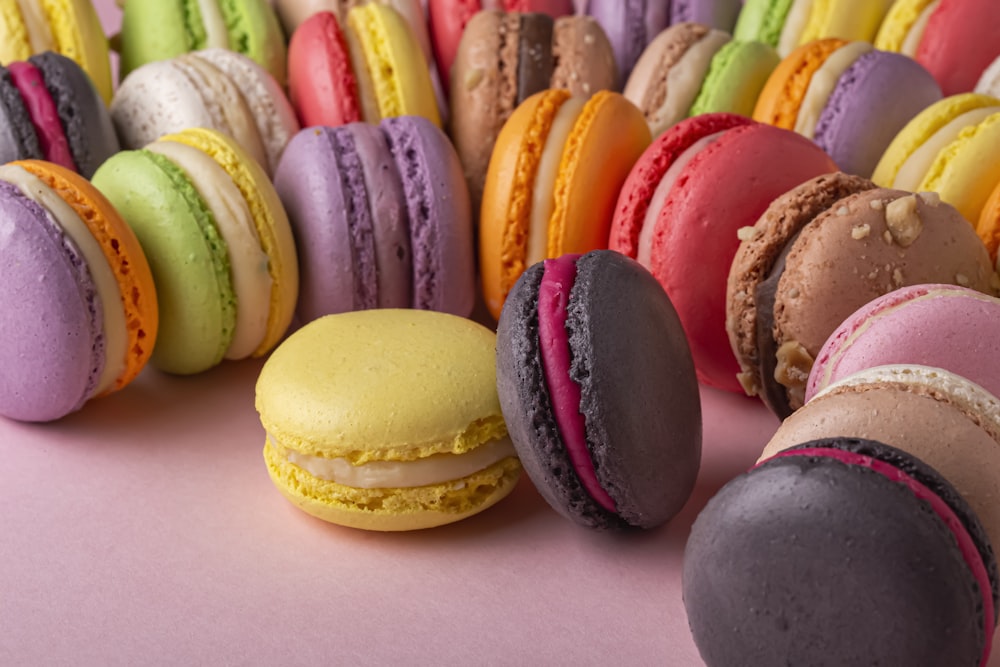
top-left (1, 3), bottom-right (997, 665)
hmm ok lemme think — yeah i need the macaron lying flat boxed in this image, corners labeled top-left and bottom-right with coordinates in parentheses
top-left (686, 435), bottom-right (999, 667)
top-left (274, 116), bottom-right (475, 323)
top-left (873, 93), bottom-right (1000, 227)
top-left (753, 38), bottom-right (942, 178)
top-left (496, 250), bottom-right (701, 530)
top-left (118, 0), bottom-right (287, 87)
top-left (480, 89), bottom-right (650, 321)
top-left (0, 160), bottom-right (157, 422)
top-left (93, 128), bottom-right (299, 375)
top-left (450, 10), bottom-right (616, 209)
top-left (610, 113), bottom-right (838, 392)
top-left (257, 309), bottom-right (522, 531)
top-left (0, 51), bottom-right (118, 178)
top-left (727, 173), bottom-right (997, 416)
top-left (875, 0), bottom-right (1000, 96)
top-left (0, 0), bottom-right (112, 102)
top-left (765, 365), bottom-right (1000, 563)
top-left (808, 285), bottom-right (1000, 402)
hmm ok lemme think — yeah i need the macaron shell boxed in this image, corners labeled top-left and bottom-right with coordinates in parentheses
top-left (752, 37), bottom-right (848, 128)
top-left (733, 0), bottom-right (795, 46)
top-left (549, 15), bottom-right (618, 95)
top-left (873, 0), bottom-right (934, 52)
top-left (978, 178), bottom-right (1000, 261)
top-left (0, 68), bottom-right (41, 164)
top-left (45, 0), bottom-right (113, 103)
top-left (689, 39), bottom-right (780, 118)
top-left (915, 0), bottom-right (1000, 96)
top-left (797, 0), bottom-right (894, 45)
top-left (0, 0), bottom-right (33, 63)
top-left (586, 0), bottom-right (670, 82)
top-left (287, 11), bottom-right (362, 128)
top-left (647, 123), bottom-right (838, 392)
top-left (671, 0), bottom-right (742, 31)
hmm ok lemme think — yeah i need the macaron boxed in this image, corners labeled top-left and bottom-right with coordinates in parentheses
top-left (981, 179), bottom-right (1000, 262)
top-left (0, 51), bottom-right (118, 178)
top-left (496, 250), bottom-right (701, 530)
top-left (685, 435), bottom-right (999, 667)
top-left (118, 0), bottom-right (288, 87)
top-left (288, 6), bottom-right (440, 131)
top-left (479, 89), bottom-right (650, 321)
top-left (0, 0), bottom-right (113, 102)
top-left (92, 128), bottom-right (299, 375)
top-left (273, 117), bottom-right (475, 324)
top-left (875, 0), bottom-right (1000, 97)
top-left (977, 55), bottom-right (1000, 98)
top-left (765, 365), bottom-right (1000, 560)
top-left (111, 48), bottom-right (300, 176)
top-left (609, 113), bottom-right (838, 393)
top-left (734, 0), bottom-right (894, 57)
top-left (753, 38), bottom-right (943, 178)
top-left (670, 0), bottom-right (742, 32)
top-left (427, 0), bottom-right (574, 95)
top-left (0, 159), bottom-right (157, 422)
top-left (583, 0), bottom-right (671, 82)
top-left (726, 173), bottom-right (997, 416)
top-left (624, 24), bottom-right (780, 138)
top-left (450, 10), bottom-right (617, 209)
top-left (257, 308), bottom-right (522, 532)
top-left (808, 285), bottom-right (1000, 401)
top-left (872, 93), bottom-right (1000, 227)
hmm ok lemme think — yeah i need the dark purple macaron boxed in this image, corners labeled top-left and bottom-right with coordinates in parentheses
top-left (684, 437), bottom-right (999, 667)
top-left (495, 249), bottom-right (702, 530)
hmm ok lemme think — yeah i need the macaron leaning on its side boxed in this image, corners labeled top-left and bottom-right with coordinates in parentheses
top-left (0, 51), bottom-right (118, 178)
top-left (726, 173), bottom-right (997, 417)
top-left (686, 435), bottom-right (999, 667)
top-left (609, 113), bottom-right (838, 393)
top-left (111, 48), bottom-right (300, 177)
top-left (479, 89), bottom-right (650, 321)
top-left (274, 116), bottom-right (475, 324)
top-left (0, 160), bottom-right (157, 422)
top-left (257, 309), bottom-right (522, 531)
top-left (118, 0), bottom-right (287, 87)
top-left (734, 0), bottom-right (893, 57)
top-left (0, 0), bottom-right (113, 102)
top-left (496, 250), bottom-right (702, 530)
top-left (583, 0), bottom-right (671, 83)
top-left (92, 128), bottom-right (299, 375)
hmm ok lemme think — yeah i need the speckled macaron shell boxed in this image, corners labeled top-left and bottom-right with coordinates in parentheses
top-left (685, 436), bottom-right (999, 667)
top-left (496, 250), bottom-right (702, 530)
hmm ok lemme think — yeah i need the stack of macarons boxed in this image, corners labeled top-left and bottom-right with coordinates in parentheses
top-left (753, 37), bottom-right (942, 178)
top-left (287, 5), bottom-right (441, 130)
top-left (92, 127), bottom-right (299, 376)
top-left (0, 0), bottom-right (113, 102)
top-left (273, 116), bottom-right (475, 324)
top-left (0, 51), bottom-right (118, 177)
top-left (624, 22), bottom-right (780, 138)
top-left (0, 159), bottom-right (157, 422)
top-left (111, 48), bottom-right (300, 176)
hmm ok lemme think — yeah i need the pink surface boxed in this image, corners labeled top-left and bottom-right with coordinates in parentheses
top-left (3, 3), bottom-right (1000, 665)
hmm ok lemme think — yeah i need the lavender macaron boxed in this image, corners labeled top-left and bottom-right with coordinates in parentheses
top-left (584, 0), bottom-right (670, 83)
top-left (273, 116), bottom-right (475, 324)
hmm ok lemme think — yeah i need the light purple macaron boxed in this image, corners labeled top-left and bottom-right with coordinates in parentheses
top-left (807, 284), bottom-right (1000, 402)
top-left (671, 0), bottom-right (742, 33)
top-left (586, 0), bottom-right (671, 83)
top-left (273, 116), bottom-right (474, 325)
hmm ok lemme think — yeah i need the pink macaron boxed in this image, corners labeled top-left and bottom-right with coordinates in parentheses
top-left (807, 283), bottom-right (1000, 402)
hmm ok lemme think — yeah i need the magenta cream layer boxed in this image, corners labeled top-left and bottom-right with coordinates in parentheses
top-left (6, 61), bottom-right (74, 170)
top-left (763, 446), bottom-right (994, 667)
top-left (537, 254), bottom-right (617, 512)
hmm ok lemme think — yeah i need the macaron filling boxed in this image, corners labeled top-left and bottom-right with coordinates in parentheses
top-left (14, 0), bottom-right (55, 53)
top-left (6, 61), bottom-right (74, 171)
top-left (901, 0), bottom-right (939, 57)
top-left (537, 254), bottom-right (616, 512)
top-left (793, 41), bottom-right (871, 138)
top-left (764, 445), bottom-right (994, 666)
top-left (194, 0), bottom-right (229, 49)
top-left (893, 107), bottom-right (1000, 191)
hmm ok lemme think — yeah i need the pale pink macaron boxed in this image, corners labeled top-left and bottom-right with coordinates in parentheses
top-left (806, 283), bottom-right (1000, 402)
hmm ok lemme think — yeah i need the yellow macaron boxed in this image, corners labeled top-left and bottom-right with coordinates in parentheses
top-left (257, 309), bottom-right (522, 531)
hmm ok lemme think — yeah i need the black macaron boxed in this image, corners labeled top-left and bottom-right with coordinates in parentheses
top-left (495, 249), bottom-right (702, 530)
top-left (683, 436), bottom-right (999, 667)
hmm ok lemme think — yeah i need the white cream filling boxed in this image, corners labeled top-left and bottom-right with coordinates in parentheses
top-left (650, 30), bottom-right (730, 136)
top-left (794, 42), bottom-right (872, 138)
top-left (901, 0), bottom-right (940, 57)
top-left (778, 0), bottom-right (814, 57)
top-left (0, 164), bottom-right (127, 396)
top-left (527, 97), bottom-right (586, 267)
top-left (196, 0), bottom-right (230, 49)
top-left (15, 0), bottom-right (55, 53)
top-left (281, 436), bottom-right (517, 489)
top-left (146, 140), bottom-right (272, 360)
top-left (894, 106), bottom-right (1000, 191)
top-left (637, 132), bottom-right (723, 269)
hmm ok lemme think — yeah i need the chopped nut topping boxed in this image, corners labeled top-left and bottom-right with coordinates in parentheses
top-left (956, 273), bottom-right (970, 286)
top-left (882, 230), bottom-right (893, 244)
top-left (869, 198), bottom-right (885, 211)
top-left (893, 268), bottom-right (903, 286)
top-left (584, 33), bottom-right (594, 44)
top-left (787, 287), bottom-right (800, 299)
top-left (836, 206), bottom-right (849, 216)
top-left (885, 195), bottom-right (923, 247)
top-left (775, 341), bottom-right (814, 394)
top-left (464, 68), bottom-right (484, 90)
top-left (737, 226), bottom-right (758, 242)
top-left (737, 371), bottom-right (758, 396)
top-left (918, 191), bottom-right (941, 206)
top-left (851, 224), bottom-right (871, 240)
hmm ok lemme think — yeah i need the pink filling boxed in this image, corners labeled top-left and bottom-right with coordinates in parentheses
top-left (764, 447), bottom-right (994, 666)
top-left (7, 62), bottom-right (75, 171)
top-left (538, 255), bottom-right (617, 512)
